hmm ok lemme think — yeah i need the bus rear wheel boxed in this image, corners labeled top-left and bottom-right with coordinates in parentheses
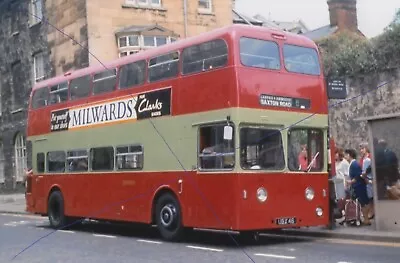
top-left (155, 193), bottom-right (184, 242)
top-left (48, 191), bottom-right (67, 229)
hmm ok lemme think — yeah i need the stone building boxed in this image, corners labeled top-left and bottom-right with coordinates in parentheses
top-left (0, 0), bottom-right (233, 192)
top-left (48, 0), bottom-right (234, 75)
top-left (0, 0), bottom-right (52, 192)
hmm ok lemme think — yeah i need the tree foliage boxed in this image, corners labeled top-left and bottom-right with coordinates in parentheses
top-left (318, 10), bottom-right (400, 77)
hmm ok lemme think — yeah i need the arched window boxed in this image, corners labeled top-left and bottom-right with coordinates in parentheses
top-left (14, 133), bottom-right (27, 182)
top-left (0, 141), bottom-right (4, 184)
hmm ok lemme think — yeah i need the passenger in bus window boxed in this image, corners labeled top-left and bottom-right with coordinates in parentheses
top-left (298, 144), bottom-right (308, 171)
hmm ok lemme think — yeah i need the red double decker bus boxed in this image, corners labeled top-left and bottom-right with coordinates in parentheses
top-left (26, 24), bottom-right (329, 241)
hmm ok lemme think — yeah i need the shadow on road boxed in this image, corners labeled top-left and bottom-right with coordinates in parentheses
top-left (37, 220), bottom-right (310, 248)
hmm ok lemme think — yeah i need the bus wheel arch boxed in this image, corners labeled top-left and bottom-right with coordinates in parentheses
top-left (47, 187), bottom-right (67, 229)
top-left (152, 188), bottom-right (184, 241)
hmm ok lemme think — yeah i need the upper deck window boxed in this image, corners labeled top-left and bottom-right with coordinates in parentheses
top-left (31, 87), bottom-right (49, 109)
top-left (182, 39), bottom-right (228, 75)
top-left (119, 60), bottom-right (146, 89)
top-left (239, 37), bottom-right (280, 70)
top-left (49, 81), bottom-right (68, 105)
top-left (70, 75), bottom-right (91, 100)
top-left (283, 45), bottom-right (321, 76)
top-left (148, 51), bottom-right (179, 82)
top-left (93, 68), bottom-right (117, 95)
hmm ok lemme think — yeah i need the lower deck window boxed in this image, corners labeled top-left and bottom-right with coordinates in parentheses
top-left (240, 127), bottom-right (285, 170)
top-left (37, 153), bottom-right (45, 173)
top-left (47, 151), bottom-right (66, 173)
top-left (116, 145), bottom-right (143, 170)
top-left (288, 128), bottom-right (324, 172)
top-left (198, 124), bottom-right (234, 170)
top-left (91, 147), bottom-right (114, 171)
top-left (67, 150), bottom-right (88, 172)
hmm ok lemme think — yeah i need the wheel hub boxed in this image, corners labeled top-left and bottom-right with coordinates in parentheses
top-left (160, 205), bottom-right (175, 227)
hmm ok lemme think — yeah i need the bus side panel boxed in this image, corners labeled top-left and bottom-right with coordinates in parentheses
top-left (176, 68), bottom-right (237, 116)
top-left (188, 173), bottom-right (237, 230)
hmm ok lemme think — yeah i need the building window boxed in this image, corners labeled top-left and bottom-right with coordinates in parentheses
top-left (14, 133), bottom-right (27, 183)
top-left (198, 0), bottom-right (212, 12)
top-left (0, 141), bottom-right (5, 184)
top-left (117, 34), bottom-right (176, 57)
top-left (33, 53), bottom-right (45, 82)
top-left (136, 0), bottom-right (161, 7)
top-left (30, 0), bottom-right (43, 25)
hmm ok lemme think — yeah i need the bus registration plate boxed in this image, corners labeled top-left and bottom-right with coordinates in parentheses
top-left (275, 217), bottom-right (297, 225)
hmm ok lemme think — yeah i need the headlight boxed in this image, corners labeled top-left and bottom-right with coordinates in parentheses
top-left (316, 207), bottom-right (323, 217)
top-left (257, 187), bottom-right (267, 202)
top-left (305, 187), bottom-right (315, 201)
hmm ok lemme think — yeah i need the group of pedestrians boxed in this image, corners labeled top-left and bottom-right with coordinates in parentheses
top-left (334, 143), bottom-right (374, 226)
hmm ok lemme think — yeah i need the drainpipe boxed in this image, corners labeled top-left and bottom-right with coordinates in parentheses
top-left (183, 0), bottom-right (188, 37)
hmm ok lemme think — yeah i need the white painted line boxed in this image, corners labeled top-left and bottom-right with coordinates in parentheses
top-left (93, 234), bottom-right (116, 239)
top-left (137, 239), bottom-right (162, 244)
top-left (338, 261), bottom-right (352, 263)
top-left (58, 230), bottom-right (75, 234)
top-left (4, 223), bottom-right (17, 227)
top-left (186, 245), bottom-right (223, 252)
top-left (254, 253), bottom-right (296, 260)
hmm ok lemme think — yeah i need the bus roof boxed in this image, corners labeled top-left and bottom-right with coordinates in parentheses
top-left (32, 24), bottom-right (318, 92)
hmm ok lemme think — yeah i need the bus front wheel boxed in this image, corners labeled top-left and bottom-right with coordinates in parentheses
top-left (155, 193), bottom-right (184, 242)
top-left (48, 191), bottom-right (67, 229)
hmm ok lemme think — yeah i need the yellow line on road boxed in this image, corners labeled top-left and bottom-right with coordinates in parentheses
top-left (313, 237), bottom-right (400, 248)
top-left (261, 233), bottom-right (400, 248)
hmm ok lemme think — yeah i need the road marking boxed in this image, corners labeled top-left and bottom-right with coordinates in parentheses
top-left (186, 245), bottom-right (223, 252)
top-left (4, 223), bottom-right (17, 227)
top-left (58, 230), bottom-right (75, 234)
top-left (137, 239), bottom-right (162, 244)
top-left (254, 253), bottom-right (296, 260)
top-left (93, 234), bottom-right (116, 239)
top-left (0, 213), bottom-right (42, 219)
top-left (337, 261), bottom-right (352, 263)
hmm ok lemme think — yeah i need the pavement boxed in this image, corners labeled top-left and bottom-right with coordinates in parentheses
top-left (2, 193), bottom-right (400, 245)
top-left (1, 213), bottom-right (400, 263)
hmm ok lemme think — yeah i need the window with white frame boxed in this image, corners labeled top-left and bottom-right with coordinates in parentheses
top-left (198, 0), bottom-right (212, 12)
top-left (118, 34), bottom-right (175, 58)
top-left (30, 0), bottom-right (43, 25)
top-left (126, 0), bottom-right (161, 7)
top-left (33, 52), bottom-right (45, 83)
top-left (14, 133), bottom-right (27, 183)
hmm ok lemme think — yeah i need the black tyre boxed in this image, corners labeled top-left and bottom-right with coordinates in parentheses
top-left (155, 193), bottom-right (184, 241)
top-left (48, 191), bottom-right (67, 228)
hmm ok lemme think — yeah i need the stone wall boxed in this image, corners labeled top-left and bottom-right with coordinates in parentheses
top-left (0, 0), bottom-right (52, 193)
top-left (329, 68), bottom-right (400, 151)
top-left (46, 0), bottom-right (89, 76)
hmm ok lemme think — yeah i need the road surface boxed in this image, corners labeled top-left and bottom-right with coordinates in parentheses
top-left (0, 213), bottom-right (399, 263)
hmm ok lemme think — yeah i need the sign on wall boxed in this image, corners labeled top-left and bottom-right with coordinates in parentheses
top-left (50, 87), bottom-right (172, 132)
top-left (327, 77), bottom-right (347, 99)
